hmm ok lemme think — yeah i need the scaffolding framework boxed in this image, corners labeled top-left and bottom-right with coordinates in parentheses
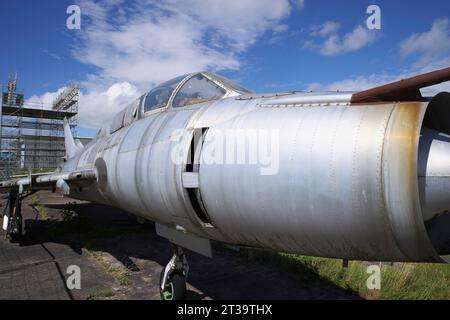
top-left (0, 74), bottom-right (79, 179)
top-left (50, 82), bottom-right (79, 161)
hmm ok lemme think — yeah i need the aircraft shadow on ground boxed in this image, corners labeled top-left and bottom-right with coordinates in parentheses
top-left (14, 201), bottom-right (362, 300)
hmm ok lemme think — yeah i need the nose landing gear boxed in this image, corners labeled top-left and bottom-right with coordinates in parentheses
top-left (159, 244), bottom-right (189, 300)
top-left (2, 190), bottom-right (22, 240)
top-left (2, 189), bottom-right (33, 241)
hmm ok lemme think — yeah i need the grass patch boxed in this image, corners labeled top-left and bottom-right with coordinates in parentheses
top-left (87, 289), bottom-right (115, 300)
top-left (34, 204), bottom-right (49, 220)
top-left (110, 267), bottom-right (131, 286)
top-left (31, 196), bottom-right (39, 206)
top-left (59, 202), bottom-right (81, 222)
top-left (238, 248), bottom-right (450, 300)
top-left (90, 251), bottom-right (131, 287)
top-left (29, 195), bottom-right (49, 219)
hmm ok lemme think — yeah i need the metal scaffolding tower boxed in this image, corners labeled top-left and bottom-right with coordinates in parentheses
top-left (0, 73), bottom-right (24, 179)
top-left (50, 82), bottom-right (79, 161)
top-left (0, 73), bottom-right (79, 179)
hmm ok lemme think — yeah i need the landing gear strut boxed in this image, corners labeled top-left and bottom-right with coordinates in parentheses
top-left (159, 244), bottom-right (188, 300)
top-left (2, 189), bottom-right (30, 241)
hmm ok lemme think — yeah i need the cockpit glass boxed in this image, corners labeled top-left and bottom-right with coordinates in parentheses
top-left (144, 74), bottom-right (187, 112)
top-left (212, 74), bottom-right (252, 94)
top-left (173, 74), bottom-right (226, 108)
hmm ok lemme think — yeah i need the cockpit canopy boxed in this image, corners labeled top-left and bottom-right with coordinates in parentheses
top-left (143, 74), bottom-right (186, 113)
top-left (143, 72), bottom-right (251, 113)
top-left (109, 72), bottom-right (250, 134)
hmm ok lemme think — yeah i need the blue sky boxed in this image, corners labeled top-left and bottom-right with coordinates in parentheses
top-left (1, 0), bottom-right (450, 137)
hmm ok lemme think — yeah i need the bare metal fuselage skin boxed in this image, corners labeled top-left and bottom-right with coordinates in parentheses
top-left (59, 90), bottom-right (450, 264)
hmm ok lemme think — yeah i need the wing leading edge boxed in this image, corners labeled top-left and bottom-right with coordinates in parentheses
top-left (351, 67), bottom-right (450, 103)
top-left (0, 169), bottom-right (97, 194)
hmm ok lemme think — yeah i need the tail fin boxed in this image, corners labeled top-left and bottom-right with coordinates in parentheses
top-left (64, 117), bottom-right (82, 159)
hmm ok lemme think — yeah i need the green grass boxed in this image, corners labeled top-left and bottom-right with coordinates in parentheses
top-left (90, 251), bottom-right (131, 287)
top-left (238, 249), bottom-right (450, 300)
top-left (29, 196), bottom-right (49, 220)
top-left (34, 204), bottom-right (49, 220)
top-left (87, 289), bottom-right (115, 300)
top-left (111, 267), bottom-right (131, 286)
top-left (30, 196), bottom-right (39, 206)
top-left (60, 206), bottom-right (79, 222)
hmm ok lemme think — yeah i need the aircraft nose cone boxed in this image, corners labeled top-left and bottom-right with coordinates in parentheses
top-left (418, 127), bottom-right (450, 256)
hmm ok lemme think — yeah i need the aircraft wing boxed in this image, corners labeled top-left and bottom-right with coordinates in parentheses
top-left (0, 169), bottom-right (97, 194)
top-left (351, 67), bottom-right (450, 103)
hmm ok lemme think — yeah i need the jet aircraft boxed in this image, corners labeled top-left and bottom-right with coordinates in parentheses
top-left (1, 68), bottom-right (450, 299)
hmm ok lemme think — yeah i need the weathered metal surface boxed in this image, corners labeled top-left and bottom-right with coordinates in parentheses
top-left (200, 102), bottom-right (402, 260)
top-left (259, 92), bottom-right (352, 106)
top-left (65, 96), bottom-right (447, 262)
top-left (381, 102), bottom-right (442, 262)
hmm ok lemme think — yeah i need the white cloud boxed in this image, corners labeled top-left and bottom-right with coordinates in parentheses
top-left (294, 0), bottom-right (305, 10)
top-left (273, 24), bottom-right (289, 33)
top-left (306, 17), bottom-right (378, 56)
top-left (310, 21), bottom-right (340, 37)
top-left (319, 73), bottom-right (397, 92)
top-left (28, 82), bottom-right (140, 128)
top-left (78, 82), bottom-right (140, 128)
top-left (308, 65), bottom-right (450, 96)
top-left (400, 18), bottom-right (450, 67)
top-left (74, 0), bottom-right (293, 85)
top-left (318, 25), bottom-right (377, 56)
top-left (27, 87), bottom-right (67, 110)
top-left (305, 19), bottom-right (450, 94)
top-left (62, 0), bottom-right (295, 128)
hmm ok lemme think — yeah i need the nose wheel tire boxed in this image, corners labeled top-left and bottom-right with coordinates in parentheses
top-left (3, 190), bottom-right (24, 241)
top-left (159, 269), bottom-right (186, 300)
